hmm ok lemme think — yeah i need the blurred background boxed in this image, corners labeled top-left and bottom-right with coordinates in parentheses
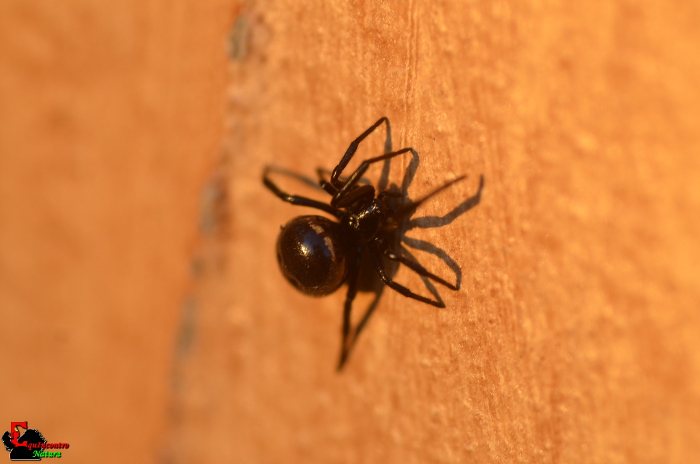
top-left (0, 1), bottom-right (230, 462)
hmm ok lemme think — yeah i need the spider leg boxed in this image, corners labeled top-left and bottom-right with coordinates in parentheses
top-left (381, 247), bottom-right (458, 290)
top-left (337, 254), bottom-right (361, 371)
top-left (315, 167), bottom-right (338, 196)
top-left (316, 167), bottom-right (329, 184)
top-left (263, 166), bottom-right (342, 218)
top-left (330, 117), bottom-right (392, 188)
top-left (370, 243), bottom-right (445, 308)
top-left (331, 147), bottom-right (417, 207)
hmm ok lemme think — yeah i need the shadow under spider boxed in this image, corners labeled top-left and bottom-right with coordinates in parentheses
top-left (267, 141), bottom-right (483, 370)
top-left (340, 167), bottom-right (483, 366)
top-left (407, 174), bottom-right (485, 230)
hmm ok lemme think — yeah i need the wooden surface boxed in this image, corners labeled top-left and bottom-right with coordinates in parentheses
top-left (0, 1), bottom-right (231, 462)
top-left (1, 1), bottom-right (699, 463)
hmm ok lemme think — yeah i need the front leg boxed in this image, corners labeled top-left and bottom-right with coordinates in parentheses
top-left (263, 166), bottom-right (342, 218)
top-left (330, 117), bottom-right (393, 188)
top-left (331, 148), bottom-right (417, 207)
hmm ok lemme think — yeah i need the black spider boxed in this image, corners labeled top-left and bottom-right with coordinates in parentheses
top-left (263, 117), bottom-right (472, 370)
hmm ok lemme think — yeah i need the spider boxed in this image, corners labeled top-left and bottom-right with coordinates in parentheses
top-left (263, 117), bottom-right (469, 370)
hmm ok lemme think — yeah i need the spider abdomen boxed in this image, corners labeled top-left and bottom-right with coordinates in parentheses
top-left (276, 215), bottom-right (352, 296)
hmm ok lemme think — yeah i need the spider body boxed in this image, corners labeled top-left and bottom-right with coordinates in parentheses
top-left (276, 181), bottom-right (399, 296)
top-left (263, 117), bottom-right (468, 370)
top-left (341, 195), bottom-right (391, 242)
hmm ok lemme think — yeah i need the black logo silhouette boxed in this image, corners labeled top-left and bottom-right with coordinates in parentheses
top-left (2, 422), bottom-right (47, 461)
